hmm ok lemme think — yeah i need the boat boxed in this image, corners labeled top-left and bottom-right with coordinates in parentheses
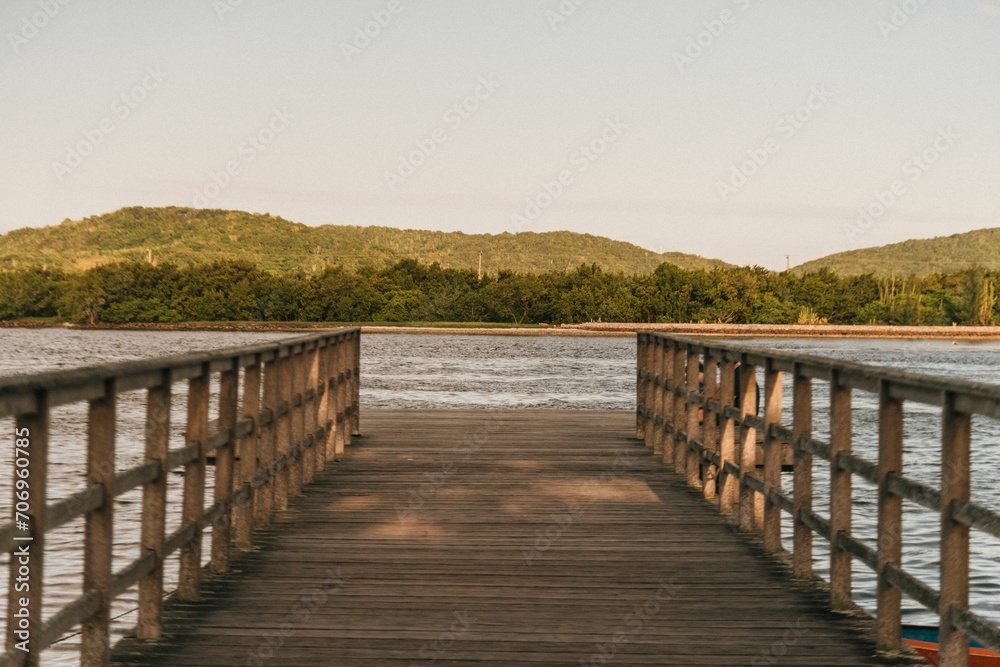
top-left (902, 625), bottom-right (1000, 666)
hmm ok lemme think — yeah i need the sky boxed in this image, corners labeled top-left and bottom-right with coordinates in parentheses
top-left (0, 1), bottom-right (998, 271)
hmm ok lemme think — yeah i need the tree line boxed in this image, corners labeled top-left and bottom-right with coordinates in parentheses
top-left (1, 259), bottom-right (997, 326)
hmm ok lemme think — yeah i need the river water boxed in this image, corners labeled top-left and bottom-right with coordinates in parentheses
top-left (0, 329), bottom-right (997, 664)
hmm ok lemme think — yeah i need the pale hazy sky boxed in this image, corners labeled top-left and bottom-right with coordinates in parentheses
top-left (1, 1), bottom-right (998, 270)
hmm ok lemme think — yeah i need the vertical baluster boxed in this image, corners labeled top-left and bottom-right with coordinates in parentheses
top-left (234, 357), bottom-right (260, 551)
top-left (718, 359), bottom-right (737, 513)
top-left (645, 336), bottom-right (656, 444)
top-left (211, 361), bottom-right (238, 574)
top-left (340, 339), bottom-right (352, 449)
top-left (685, 349), bottom-right (701, 488)
top-left (660, 339), bottom-right (675, 466)
top-left (289, 347), bottom-right (305, 496)
top-left (636, 333), bottom-right (647, 440)
top-left (308, 342), bottom-right (321, 480)
top-left (256, 356), bottom-right (278, 525)
top-left (319, 340), bottom-right (334, 464)
top-left (672, 345), bottom-right (687, 473)
top-left (939, 392), bottom-right (971, 667)
top-left (650, 338), bottom-right (662, 452)
top-left (138, 374), bottom-right (169, 640)
top-left (275, 349), bottom-right (292, 510)
top-left (7, 392), bottom-right (48, 667)
top-left (702, 354), bottom-right (719, 500)
top-left (352, 331), bottom-right (361, 437)
top-left (792, 367), bottom-right (813, 577)
top-left (179, 368), bottom-right (208, 601)
top-left (738, 359), bottom-right (758, 532)
top-left (876, 382), bottom-right (903, 651)
top-left (829, 372), bottom-right (853, 611)
top-left (300, 344), bottom-right (315, 486)
top-left (762, 360), bottom-right (783, 552)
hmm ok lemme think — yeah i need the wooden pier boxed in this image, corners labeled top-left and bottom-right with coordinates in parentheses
top-left (2, 330), bottom-right (999, 666)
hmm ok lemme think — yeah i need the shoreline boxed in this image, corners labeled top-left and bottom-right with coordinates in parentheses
top-left (6, 320), bottom-right (1000, 340)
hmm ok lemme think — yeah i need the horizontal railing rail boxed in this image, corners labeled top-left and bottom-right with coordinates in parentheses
top-left (636, 332), bottom-right (1000, 667)
top-left (2, 328), bottom-right (361, 667)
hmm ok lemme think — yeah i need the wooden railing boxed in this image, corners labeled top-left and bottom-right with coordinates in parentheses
top-left (636, 332), bottom-right (1000, 667)
top-left (1, 328), bottom-right (361, 667)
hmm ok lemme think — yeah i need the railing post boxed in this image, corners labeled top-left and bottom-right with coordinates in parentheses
top-left (211, 361), bottom-right (238, 574)
top-left (308, 342), bottom-right (322, 480)
top-left (685, 348), bottom-right (701, 488)
top-left (671, 345), bottom-right (687, 474)
top-left (339, 339), bottom-right (352, 449)
top-left (256, 356), bottom-right (278, 526)
top-left (319, 340), bottom-right (334, 463)
top-left (939, 392), bottom-right (971, 667)
top-left (137, 374), bottom-right (169, 640)
top-left (352, 331), bottom-right (361, 437)
top-left (702, 353), bottom-right (719, 500)
top-left (829, 372), bottom-right (853, 611)
top-left (643, 335), bottom-right (655, 444)
top-left (82, 380), bottom-right (115, 665)
top-left (276, 349), bottom-right (292, 510)
top-left (660, 339), bottom-right (675, 466)
top-left (636, 333), bottom-right (647, 440)
top-left (300, 344), bottom-right (316, 486)
top-left (738, 359), bottom-right (758, 532)
top-left (650, 338), bottom-right (662, 452)
top-left (234, 357), bottom-right (261, 551)
top-left (290, 346), bottom-right (305, 496)
top-left (762, 360), bottom-right (783, 552)
top-left (718, 359), bottom-right (738, 513)
top-left (792, 366), bottom-right (813, 578)
top-left (876, 381), bottom-right (904, 652)
top-left (7, 392), bottom-right (49, 667)
top-left (179, 367), bottom-right (208, 601)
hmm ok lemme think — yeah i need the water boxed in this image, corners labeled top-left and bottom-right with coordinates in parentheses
top-left (0, 329), bottom-right (998, 664)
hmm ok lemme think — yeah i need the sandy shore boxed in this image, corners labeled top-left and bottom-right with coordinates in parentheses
top-left (6, 321), bottom-right (1000, 339)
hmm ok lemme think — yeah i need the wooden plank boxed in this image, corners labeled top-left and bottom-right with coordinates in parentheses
top-left (110, 409), bottom-right (911, 667)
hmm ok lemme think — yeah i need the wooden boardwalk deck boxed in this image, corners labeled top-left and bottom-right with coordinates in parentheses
top-left (111, 409), bottom-right (914, 666)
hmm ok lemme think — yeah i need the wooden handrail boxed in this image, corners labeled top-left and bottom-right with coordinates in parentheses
top-left (1, 328), bottom-right (361, 667)
top-left (636, 331), bottom-right (1000, 666)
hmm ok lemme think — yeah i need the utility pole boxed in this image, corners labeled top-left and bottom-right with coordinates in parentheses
top-left (478, 251), bottom-right (483, 281)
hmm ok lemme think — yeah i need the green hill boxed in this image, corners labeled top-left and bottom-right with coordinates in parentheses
top-left (0, 207), bottom-right (730, 274)
top-left (794, 227), bottom-right (1000, 276)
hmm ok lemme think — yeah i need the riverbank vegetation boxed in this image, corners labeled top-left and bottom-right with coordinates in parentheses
top-left (2, 259), bottom-right (999, 326)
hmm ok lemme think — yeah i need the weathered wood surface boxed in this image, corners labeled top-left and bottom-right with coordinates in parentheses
top-left (111, 409), bottom-right (914, 666)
